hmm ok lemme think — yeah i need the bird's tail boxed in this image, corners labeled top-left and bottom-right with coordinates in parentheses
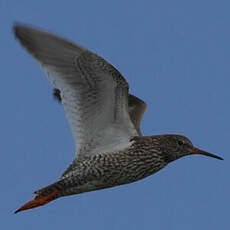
top-left (15, 182), bottom-right (62, 214)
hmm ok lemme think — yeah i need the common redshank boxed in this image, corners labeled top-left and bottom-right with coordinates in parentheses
top-left (14, 24), bottom-right (223, 213)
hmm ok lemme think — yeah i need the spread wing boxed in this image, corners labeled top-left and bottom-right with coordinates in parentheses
top-left (53, 89), bottom-right (146, 136)
top-left (14, 23), bottom-right (138, 161)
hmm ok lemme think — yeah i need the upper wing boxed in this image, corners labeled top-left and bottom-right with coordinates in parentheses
top-left (53, 89), bottom-right (146, 136)
top-left (14, 23), bottom-right (138, 161)
top-left (128, 94), bottom-right (147, 136)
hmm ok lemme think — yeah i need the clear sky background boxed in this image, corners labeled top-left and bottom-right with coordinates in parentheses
top-left (1, 0), bottom-right (229, 229)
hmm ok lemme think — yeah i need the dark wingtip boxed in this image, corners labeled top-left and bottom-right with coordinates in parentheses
top-left (13, 23), bottom-right (20, 39)
top-left (13, 22), bottom-right (31, 47)
top-left (13, 22), bottom-right (26, 37)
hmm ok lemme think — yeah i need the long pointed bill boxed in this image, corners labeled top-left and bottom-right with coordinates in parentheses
top-left (192, 147), bottom-right (223, 160)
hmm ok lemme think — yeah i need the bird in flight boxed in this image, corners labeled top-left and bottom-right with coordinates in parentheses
top-left (14, 23), bottom-right (223, 213)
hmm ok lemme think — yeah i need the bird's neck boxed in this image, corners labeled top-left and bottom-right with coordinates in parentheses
top-left (124, 137), bottom-right (169, 178)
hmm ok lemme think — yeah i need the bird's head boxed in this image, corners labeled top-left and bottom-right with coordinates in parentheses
top-left (156, 135), bottom-right (223, 163)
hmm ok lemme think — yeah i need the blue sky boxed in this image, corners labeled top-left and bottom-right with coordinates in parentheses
top-left (1, 0), bottom-right (229, 229)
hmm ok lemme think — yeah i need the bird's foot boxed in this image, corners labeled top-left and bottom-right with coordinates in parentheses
top-left (14, 189), bottom-right (60, 214)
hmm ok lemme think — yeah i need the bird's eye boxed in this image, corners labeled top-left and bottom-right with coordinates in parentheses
top-left (178, 140), bottom-right (184, 146)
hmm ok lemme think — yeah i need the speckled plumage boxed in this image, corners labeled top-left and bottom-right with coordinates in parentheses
top-left (13, 24), bottom-right (222, 213)
top-left (36, 136), bottom-right (168, 198)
